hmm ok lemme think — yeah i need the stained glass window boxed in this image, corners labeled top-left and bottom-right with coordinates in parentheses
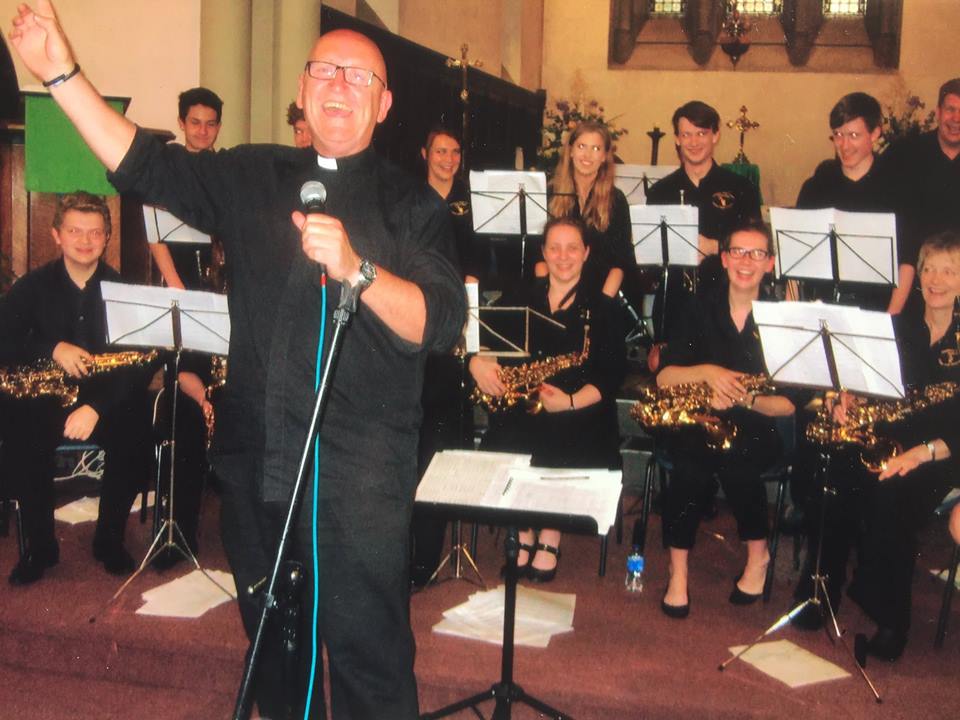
top-left (737, 1), bottom-right (782, 13)
top-left (824, 0), bottom-right (866, 15)
top-left (650, 0), bottom-right (686, 14)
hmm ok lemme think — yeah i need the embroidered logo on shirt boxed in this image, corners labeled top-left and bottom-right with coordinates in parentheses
top-left (712, 191), bottom-right (736, 210)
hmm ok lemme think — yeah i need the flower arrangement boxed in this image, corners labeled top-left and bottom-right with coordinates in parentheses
top-left (537, 97), bottom-right (628, 173)
top-left (878, 94), bottom-right (936, 154)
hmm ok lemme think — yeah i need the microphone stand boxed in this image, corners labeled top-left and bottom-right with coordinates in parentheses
top-left (232, 277), bottom-right (363, 720)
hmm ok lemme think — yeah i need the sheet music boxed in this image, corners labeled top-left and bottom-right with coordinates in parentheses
top-left (770, 207), bottom-right (897, 285)
top-left (142, 204), bottom-right (211, 245)
top-left (415, 450), bottom-right (531, 506)
top-left (100, 281), bottom-right (230, 355)
top-left (416, 451), bottom-right (622, 534)
top-left (629, 204), bottom-right (700, 266)
top-left (614, 164), bottom-right (679, 205)
top-left (468, 170), bottom-right (548, 236)
top-left (752, 301), bottom-right (904, 398)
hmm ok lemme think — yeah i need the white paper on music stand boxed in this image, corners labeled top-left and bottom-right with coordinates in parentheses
top-left (728, 640), bottom-right (850, 688)
top-left (770, 207), bottom-right (897, 285)
top-left (465, 282), bottom-right (480, 353)
top-left (629, 204), bottom-right (700, 266)
top-left (752, 301), bottom-right (904, 398)
top-left (468, 170), bottom-right (548, 236)
top-left (614, 163), bottom-right (679, 205)
top-left (415, 450), bottom-right (531, 507)
top-left (499, 466), bottom-right (622, 535)
top-left (142, 205), bottom-right (211, 245)
top-left (100, 281), bottom-right (230, 355)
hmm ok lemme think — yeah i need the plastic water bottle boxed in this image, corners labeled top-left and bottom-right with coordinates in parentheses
top-left (625, 549), bottom-right (644, 593)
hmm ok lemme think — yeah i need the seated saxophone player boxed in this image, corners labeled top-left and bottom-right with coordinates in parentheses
top-left (0, 192), bottom-right (154, 585)
top-left (469, 217), bottom-right (626, 582)
top-left (793, 230), bottom-right (960, 663)
top-left (655, 220), bottom-right (795, 619)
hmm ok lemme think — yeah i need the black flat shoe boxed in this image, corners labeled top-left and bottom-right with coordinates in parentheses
top-left (858, 627), bottom-right (906, 663)
top-left (94, 543), bottom-right (136, 576)
top-left (661, 592), bottom-right (690, 619)
top-left (500, 541), bottom-right (537, 579)
top-left (152, 547), bottom-right (187, 572)
top-left (8, 540), bottom-right (60, 587)
top-left (729, 582), bottom-right (763, 606)
top-left (527, 542), bottom-right (560, 584)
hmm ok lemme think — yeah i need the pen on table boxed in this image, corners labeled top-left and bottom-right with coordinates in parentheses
top-left (501, 477), bottom-right (513, 496)
top-left (538, 475), bottom-right (590, 481)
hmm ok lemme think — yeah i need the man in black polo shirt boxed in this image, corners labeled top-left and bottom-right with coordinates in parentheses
top-left (647, 100), bottom-right (761, 353)
top-left (795, 92), bottom-right (908, 313)
top-left (885, 77), bottom-right (960, 304)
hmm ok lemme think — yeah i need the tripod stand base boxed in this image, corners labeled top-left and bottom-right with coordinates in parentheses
top-left (420, 681), bottom-right (571, 720)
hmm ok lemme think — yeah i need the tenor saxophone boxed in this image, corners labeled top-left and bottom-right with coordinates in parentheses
top-left (470, 321), bottom-right (590, 415)
top-left (805, 381), bottom-right (959, 471)
top-left (630, 374), bottom-right (774, 451)
top-left (0, 350), bottom-right (159, 407)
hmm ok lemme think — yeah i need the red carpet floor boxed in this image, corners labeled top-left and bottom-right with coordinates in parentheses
top-left (0, 492), bottom-right (957, 719)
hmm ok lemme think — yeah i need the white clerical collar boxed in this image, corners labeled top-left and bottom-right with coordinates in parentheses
top-left (316, 155), bottom-right (338, 170)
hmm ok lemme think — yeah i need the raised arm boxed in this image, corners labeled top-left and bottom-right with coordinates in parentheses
top-left (9, 1), bottom-right (135, 171)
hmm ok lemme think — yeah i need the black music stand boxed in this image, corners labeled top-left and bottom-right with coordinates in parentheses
top-left (718, 300), bottom-right (904, 703)
top-left (629, 204), bottom-right (701, 341)
top-left (99, 281), bottom-right (234, 603)
top-left (770, 207), bottom-right (898, 303)
top-left (416, 453), bottom-right (621, 720)
top-left (469, 170), bottom-right (549, 278)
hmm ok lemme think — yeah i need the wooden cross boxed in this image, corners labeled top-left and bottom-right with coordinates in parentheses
top-left (726, 106), bottom-right (760, 164)
top-left (445, 44), bottom-right (483, 170)
top-left (647, 125), bottom-right (666, 165)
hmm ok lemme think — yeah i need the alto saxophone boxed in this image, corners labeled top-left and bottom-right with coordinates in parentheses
top-left (204, 355), bottom-right (228, 448)
top-left (0, 350), bottom-right (159, 407)
top-left (630, 374), bottom-right (774, 451)
top-left (470, 321), bottom-right (590, 415)
top-left (805, 381), bottom-right (959, 471)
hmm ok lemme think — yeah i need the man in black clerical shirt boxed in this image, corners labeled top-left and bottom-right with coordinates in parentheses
top-left (0, 193), bottom-right (152, 585)
top-left (885, 77), bottom-right (960, 303)
top-left (9, 3), bottom-right (465, 718)
top-left (795, 92), bottom-right (908, 313)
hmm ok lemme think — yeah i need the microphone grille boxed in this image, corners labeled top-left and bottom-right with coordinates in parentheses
top-left (300, 180), bottom-right (327, 206)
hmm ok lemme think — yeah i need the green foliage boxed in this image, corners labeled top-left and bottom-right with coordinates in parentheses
top-left (537, 97), bottom-right (628, 173)
top-left (878, 94), bottom-right (936, 154)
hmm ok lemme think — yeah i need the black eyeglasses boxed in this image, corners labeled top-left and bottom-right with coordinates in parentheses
top-left (726, 247), bottom-right (770, 261)
top-left (304, 61), bottom-right (385, 88)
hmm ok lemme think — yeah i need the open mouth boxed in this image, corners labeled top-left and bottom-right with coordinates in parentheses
top-left (322, 101), bottom-right (351, 116)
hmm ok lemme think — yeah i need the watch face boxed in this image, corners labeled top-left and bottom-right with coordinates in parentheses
top-left (360, 259), bottom-right (377, 283)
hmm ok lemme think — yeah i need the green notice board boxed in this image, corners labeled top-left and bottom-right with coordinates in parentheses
top-left (23, 91), bottom-right (130, 195)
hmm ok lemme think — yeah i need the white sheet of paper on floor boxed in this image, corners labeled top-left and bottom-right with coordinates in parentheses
top-left (54, 491), bottom-right (155, 525)
top-left (136, 568), bottom-right (236, 618)
top-left (728, 639), bottom-right (850, 688)
top-left (433, 584), bottom-right (575, 648)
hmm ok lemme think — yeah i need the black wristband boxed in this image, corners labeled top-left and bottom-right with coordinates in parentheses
top-left (42, 63), bottom-right (81, 88)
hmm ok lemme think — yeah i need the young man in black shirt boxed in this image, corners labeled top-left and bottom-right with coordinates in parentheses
top-left (647, 100), bottom-right (762, 349)
top-left (884, 77), bottom-right (960, 304)
top-left (0, 192), bottom-right (152, 585)
top-left (795, 92), bottom-right (909, 313)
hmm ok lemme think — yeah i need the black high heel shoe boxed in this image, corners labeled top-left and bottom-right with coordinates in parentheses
top-left (526, 543), bottom-right (560, 583)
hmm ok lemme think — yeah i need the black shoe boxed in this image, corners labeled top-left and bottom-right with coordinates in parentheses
top-left (94, 543), bottom-right (136, 576)
top-left (8, 540), bottom-right (60, 586)
top-left (861, 627), bottom-right (907, 663)
top-left (500, 541), bottom-right (537, 579)
top-left (526, 543), bottom-right (560, 584)
top-left (729, 582), bottom-right (763, 606)
top-left (661, 591), bottom-right (690, 619)
top-left (790, 602), bottom-right (823, 631)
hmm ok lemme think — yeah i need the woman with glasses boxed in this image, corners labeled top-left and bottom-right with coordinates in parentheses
top-left (544, 121), bottom-right (636, 301)
top-left (797, 230), bottom-right (960, 663)
top-left (654, 220), bottom-right (796, 618)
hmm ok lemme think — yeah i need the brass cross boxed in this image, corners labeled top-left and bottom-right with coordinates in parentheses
top-left (726, 106), bottom-right (760, 164)
top-left (445, 44), bottom-right (483, 169)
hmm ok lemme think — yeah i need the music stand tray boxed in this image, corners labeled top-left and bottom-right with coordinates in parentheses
top-left (416, 452), bottom-right (621, 720)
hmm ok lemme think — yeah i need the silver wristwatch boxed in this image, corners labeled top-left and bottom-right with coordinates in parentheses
top-left (352, 258), bottom-right (377, 290)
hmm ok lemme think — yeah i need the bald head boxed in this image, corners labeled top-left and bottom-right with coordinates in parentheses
top-left (297, 29), bottom-right (392, 158)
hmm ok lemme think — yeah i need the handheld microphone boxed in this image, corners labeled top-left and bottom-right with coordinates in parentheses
top-left (300, 180), bottom-right (327, 214)
top-left (300, 181), bottom-right (328, 278)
